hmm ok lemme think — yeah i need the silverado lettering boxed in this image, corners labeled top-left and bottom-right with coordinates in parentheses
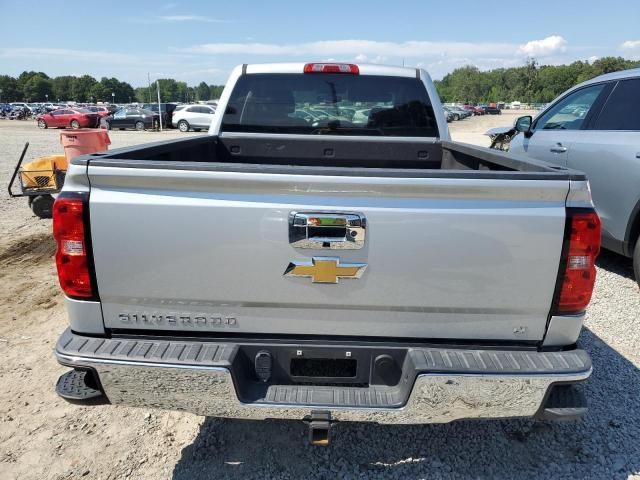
top-left (118, 313), bottom-right (238, 328)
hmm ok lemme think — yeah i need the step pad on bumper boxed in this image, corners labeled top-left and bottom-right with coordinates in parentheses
top-left (56, 369), bottom-right (109, 405)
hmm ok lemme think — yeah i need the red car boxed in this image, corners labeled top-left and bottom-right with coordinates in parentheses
top-left (463, 105), bottom-right (485, 115)
top-left (86, 105), bottom-right (117, 118)
top-left (36, 108), bottom-right (100, 129)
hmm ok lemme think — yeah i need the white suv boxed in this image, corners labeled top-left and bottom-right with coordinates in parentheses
top-left (172, 104), bottom-right (216, 132)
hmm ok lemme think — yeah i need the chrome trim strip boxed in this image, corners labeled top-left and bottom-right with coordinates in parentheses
top-left (56, 353), bottom-right (591, 424)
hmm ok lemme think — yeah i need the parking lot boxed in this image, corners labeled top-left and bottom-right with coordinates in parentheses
top-left (0, 114), bottom-right (638, 479)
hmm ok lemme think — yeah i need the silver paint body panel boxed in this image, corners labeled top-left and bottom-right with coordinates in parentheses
top-left (87, 166), bottom-right (569, 340)
top-left (65, 297), bottom-right (104, 335)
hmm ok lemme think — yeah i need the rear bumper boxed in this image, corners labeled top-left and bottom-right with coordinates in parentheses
top-left (55, 329), bottom-right (591, 424)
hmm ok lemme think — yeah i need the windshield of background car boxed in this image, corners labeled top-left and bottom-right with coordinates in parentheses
top-left (222, 73), bottom-right (439, 137)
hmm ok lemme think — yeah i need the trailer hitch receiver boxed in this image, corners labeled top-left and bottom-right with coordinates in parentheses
top-left (307, 411), bottom-right (332, 446)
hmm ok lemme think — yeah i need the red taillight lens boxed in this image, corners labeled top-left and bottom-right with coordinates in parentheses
top-left (53, 193), bottom-right (96, 298)
top-left (304, 63), bottom-right (359, 74)
top-left (554, 210), bottom-right (601, 314)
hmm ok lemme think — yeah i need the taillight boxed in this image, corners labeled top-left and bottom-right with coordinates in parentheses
top-left (553, 209), bottom-right (601, 315)
top-left (304, 63), bottom-right (359, 74)
top-left (53, 192), bottom-right (97, 299)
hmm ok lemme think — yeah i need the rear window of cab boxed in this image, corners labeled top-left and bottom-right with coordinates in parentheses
top-left (222, 73), bottom-right (439, 137)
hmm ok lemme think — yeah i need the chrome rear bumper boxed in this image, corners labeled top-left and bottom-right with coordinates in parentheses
top-left (55, 329), bottom-right (591, 424)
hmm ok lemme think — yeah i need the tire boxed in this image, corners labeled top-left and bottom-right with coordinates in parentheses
top-left (453, 114), bottom-right (460, 121)
top-left (634, 240), bottom-right (640, 288)
top-left (37, 119), bottom-right (47, 129)
top-left (178, 120), bottom-right (189, 132)
top-left (135, 121), bottom-right (145, 131)
top-left (31, 195), bottom-right (54, 219)
top-left (70, 119), bottom-right (80, 129)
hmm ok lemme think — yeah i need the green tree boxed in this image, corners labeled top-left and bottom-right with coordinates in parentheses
top-left (0, 75), bottom-right (19, 102)
top-left (196, 82), bottom-right (210, 101)
top-left (209, 85), bottom-right (224, 99)
top-left (52, 76), bottom-right (75, 102)
top-left (22, 75), bottom-right (53, 101)
top-left (134, 87), bottom-right (149, 103)
top-left (71, 75), bottom-right (97, 102)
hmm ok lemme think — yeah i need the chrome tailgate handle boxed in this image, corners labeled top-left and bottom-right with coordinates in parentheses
top-left (289, 212), bottom-right (366, 249)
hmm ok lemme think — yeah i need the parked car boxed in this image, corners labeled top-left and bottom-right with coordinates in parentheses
top-left (464, 105), bottom-right (485, 115)
top-left (509, 67), bottom-right (640, 284)
top-left (85, 106), bottom-right (115, 118)
top-left (443, 106), bottom-right (468, 121)
top-left (482, 106), bottom-right (502, 115)
top-left (54, 63), bottom-right (599, 445)
top-left (141, 103), bottom-right (178, 128)
top-left (172, 104), bottom-right (216, 132)
top-left (36, 108), bottom-right (100, 129)
top-left (442, 108), bottom-right (454, 122)
top-left (105, 108), bottom-right (159, 130)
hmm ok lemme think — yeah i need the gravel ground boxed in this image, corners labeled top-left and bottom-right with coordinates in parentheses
top-left (0, 115), bottom-right (638, 480)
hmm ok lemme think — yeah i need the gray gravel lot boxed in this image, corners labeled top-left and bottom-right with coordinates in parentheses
top-left (0, 118), bottom-right (638, 479)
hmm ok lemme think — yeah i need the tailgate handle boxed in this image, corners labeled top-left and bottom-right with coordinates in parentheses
top-left (289, 212), bottom-right (366, 250)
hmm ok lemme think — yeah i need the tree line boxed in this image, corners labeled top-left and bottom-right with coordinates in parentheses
top-left (435, 57), bottom-right (640, 104)
top-left (0, 71), bottom-right (224, 104)
top-left (1, 56), bottom-right (639, 105)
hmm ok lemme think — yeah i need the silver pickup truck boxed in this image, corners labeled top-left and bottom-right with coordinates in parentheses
top-left (54, 63), bottom-right (601, 444)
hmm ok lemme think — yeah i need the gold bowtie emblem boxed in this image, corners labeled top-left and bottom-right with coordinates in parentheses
top-left (284, 257), bottom-right (367, 284)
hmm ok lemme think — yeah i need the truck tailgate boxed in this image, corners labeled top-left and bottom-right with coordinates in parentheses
top-left (87, 165), bottom-right (567, 341)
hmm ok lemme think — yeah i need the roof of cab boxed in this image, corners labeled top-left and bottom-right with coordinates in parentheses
top-left (242, 62), bottom-right (424, 79)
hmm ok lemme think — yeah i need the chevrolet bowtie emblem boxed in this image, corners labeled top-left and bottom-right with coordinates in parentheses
top-left (284, 257), bottom-right (367, 284)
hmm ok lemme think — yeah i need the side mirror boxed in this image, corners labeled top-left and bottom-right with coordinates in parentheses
top-left (514, 115), bottom-right (532, 135)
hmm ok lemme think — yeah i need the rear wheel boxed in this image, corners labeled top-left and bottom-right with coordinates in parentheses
top-left (31, 195), bottom-right (54, 219)
top-left (37, 119), bottom-right (47, 129)
top-left (633, 240), bottom-right (640, 288)
top-left (70, 119), bottom-right (80, 129)
top-left (135, 121), bottom-right (145, 131)
top-left (178, 120), bottom-right (189, 132)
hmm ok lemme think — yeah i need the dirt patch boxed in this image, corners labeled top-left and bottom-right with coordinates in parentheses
top-left (0, 232), bottom-right (55, 271)
top-left (0, 232), bottom-right (59, 324)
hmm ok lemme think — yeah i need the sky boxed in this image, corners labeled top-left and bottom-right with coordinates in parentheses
top-left (1, 0), bottom-right (639, 87)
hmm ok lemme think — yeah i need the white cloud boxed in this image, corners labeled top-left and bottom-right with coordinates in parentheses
top-left (158, 15), bottom-right (225, 23)
top-left (175, 36), bottom-right (576, 78)
top-left (179, 39), bottom-right (517, 58)
top-left (0, 48), bottom-right (138, 64)
top-left (622, 40), bottom-right (640, 50)
top-left (621, 40), bottom-right (640, 59)
top-left (518, 35), bottom-right (567, 57)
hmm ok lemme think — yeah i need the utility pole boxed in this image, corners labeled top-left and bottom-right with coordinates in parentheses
top-left (156, 81), bottom-right (163, 131)
top-left (147, 72), bottom-right (152, 104)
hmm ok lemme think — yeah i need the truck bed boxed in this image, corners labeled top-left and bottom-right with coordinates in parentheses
top-left (80, 134), bottom-right (583, 178)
